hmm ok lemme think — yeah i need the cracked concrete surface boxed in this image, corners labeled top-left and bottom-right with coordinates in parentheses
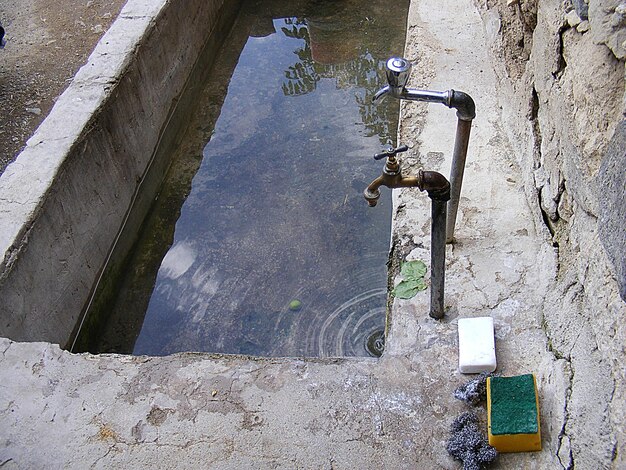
top-left (474, 0), bottom-right (626, 467)
top-left (0, 0), bottom-right (624, 468)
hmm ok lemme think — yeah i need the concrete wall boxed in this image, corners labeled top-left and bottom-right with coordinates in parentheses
top-left (475, 0), bottom-right (626, 466)
top-left (0, 0), bottom-right (235, 345)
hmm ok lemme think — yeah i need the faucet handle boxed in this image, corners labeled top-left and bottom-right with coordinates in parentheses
top-left (386, 57), bottom-right (412, 90)
top-left (374, 144), bottom-right (409, 160)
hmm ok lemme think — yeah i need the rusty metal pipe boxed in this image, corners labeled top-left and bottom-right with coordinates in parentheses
top-left (420, 171), bottom-right (450, 319)
top-left (421, 170), bottom-right (451, 199)
top-left (430, 198), bottom-right (447, 319)
top-left (364, 148), bottom-right (450, 319)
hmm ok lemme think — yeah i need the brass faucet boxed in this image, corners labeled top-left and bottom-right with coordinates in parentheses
top-left (364, 144), bottom-right (450, 319)
top-left (364, 145), bottom-right (450, 206)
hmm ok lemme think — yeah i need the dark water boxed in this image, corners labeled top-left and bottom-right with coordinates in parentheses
top-left (88, 0), bottom-right (409, 357)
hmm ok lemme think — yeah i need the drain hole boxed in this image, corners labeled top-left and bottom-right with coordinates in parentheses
top-left (366, 329), bottom-right (385, 357)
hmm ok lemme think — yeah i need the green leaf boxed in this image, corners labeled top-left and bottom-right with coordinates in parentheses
top-left (392, 278), bottom-right (428, 299)
top-left (400, 260), bottom-right (427, 281)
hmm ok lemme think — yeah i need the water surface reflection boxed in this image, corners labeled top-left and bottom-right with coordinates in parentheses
top-left (93, 0), bottom-right (409, 357)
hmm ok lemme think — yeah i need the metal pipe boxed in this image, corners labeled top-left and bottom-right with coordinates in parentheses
top-left (364, 147), bottom-right (451, 319)
top-left (421, 169), bottom-right (451, 199)
top-left (402, 89), bottom-right (450, 105)
top-left (446, 118), bottom-right (473, 242)
top-left (372, 57), bottom-right (475, 243)
top-left (430, 198), bottom-right (447, 319)
top-left (448, 90), bottom-right (476, 122)
top-left (420, 170), bottom-right (450, 320)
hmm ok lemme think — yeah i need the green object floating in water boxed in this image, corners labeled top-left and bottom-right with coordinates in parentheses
top-left (289, 299), bottom-right (302, 311)
top-left (392, 259), bottom-right (428, 299)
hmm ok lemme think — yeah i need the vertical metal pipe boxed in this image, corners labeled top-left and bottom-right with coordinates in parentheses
top-left (446, 119), bottom-right (473, 243)
top-left (430, 198), bottom-right (447, 319)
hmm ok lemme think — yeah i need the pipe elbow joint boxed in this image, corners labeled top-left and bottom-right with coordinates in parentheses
top-left (421, 170), bottom-right (451, 202)
top-left (449, 90), bottom-right (476, 121)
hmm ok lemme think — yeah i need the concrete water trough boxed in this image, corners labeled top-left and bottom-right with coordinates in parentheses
top-left (0, 0), bottom-right (241, 346)
top-left (1, 0), bottom-right (622, 467)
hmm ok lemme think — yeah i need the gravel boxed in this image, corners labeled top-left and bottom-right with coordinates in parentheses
top-left (0, 0), bottom-right (126, 175)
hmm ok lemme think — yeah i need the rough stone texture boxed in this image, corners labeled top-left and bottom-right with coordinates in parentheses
top-left (0, 0), bottom-right (232, 346)
top-left (598, 120), bottom-right (626, 301)
top-left (590, 0), bottom-right (626, 59)
top-left (0, 0), bottom-right (623, 468)
top-left (475, 0), bottom-right (626, 468)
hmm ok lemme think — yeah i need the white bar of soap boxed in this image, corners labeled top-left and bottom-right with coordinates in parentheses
top-left (458, 317), bottom-right (497, 374)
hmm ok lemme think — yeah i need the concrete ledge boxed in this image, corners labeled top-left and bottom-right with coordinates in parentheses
top-left (0, 0), bottom-right (233, 344)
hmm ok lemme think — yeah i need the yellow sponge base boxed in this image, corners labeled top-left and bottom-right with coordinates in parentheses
top-left (487, 375), bottom-right (542, 453)
top-left (488, 430), bottom-right (542, 453)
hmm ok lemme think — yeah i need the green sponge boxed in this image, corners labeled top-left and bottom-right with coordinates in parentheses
top-left (487, 374), bottom-right (541, 452)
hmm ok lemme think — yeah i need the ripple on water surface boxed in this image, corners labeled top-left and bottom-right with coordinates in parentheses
top-left (90, 0), bottom-right (410, 357)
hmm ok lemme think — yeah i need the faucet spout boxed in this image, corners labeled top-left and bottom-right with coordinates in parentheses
top-left (363, 145), bottom-right (449, 201)
top-left (373, 58), bottom-right (413, 102)
top-left (364, 167), bottom-right (449, 204)
top-left (364, 175), bottom-right (385, 206)
top-left (373, 85), bottom-right (390, 102)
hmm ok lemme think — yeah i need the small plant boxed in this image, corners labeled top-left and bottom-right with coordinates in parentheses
top-left (392, 260), bottom-right (428, 299)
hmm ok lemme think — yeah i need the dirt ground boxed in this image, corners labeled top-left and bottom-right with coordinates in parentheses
top-left (0, 0), bottom-right (127, 175)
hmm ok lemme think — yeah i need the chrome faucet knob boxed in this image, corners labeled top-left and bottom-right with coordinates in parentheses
top-left (374, 144), bottom-right (408, 160)
top-left (386, 57), bottom-right (412, 91)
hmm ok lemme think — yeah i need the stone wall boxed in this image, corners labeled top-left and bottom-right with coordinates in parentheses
top-left (475, 0), bottom-right (625, 467)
